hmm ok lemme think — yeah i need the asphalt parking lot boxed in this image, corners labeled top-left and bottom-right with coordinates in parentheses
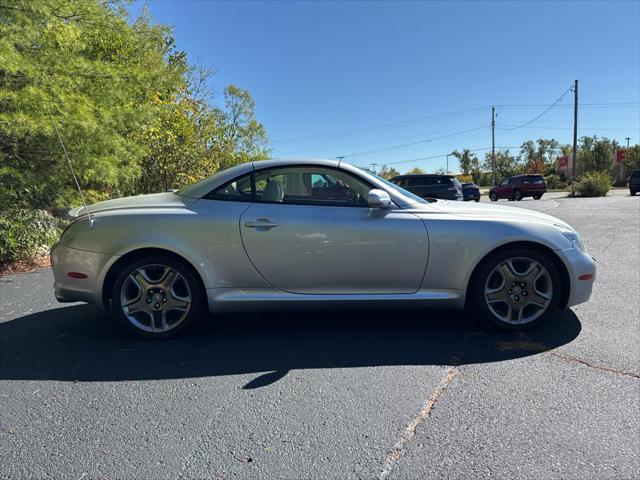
top-left (1, 192), bottom-right (638, 479)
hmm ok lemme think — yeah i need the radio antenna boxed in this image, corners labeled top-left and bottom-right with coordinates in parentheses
top-left (45, 104), bottom-right (94, 229)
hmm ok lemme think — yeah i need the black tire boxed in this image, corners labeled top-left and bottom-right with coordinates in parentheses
top-left (533, 194), bottom-right (542, 200)
top-left (474, 198), bottom-right (480, 202)
top-left (490, 192), bottom-right (498, 202)
top-left (513, 189), bottom-right (523, 201)
top-left (112, 255), bottom-right (204, 339)
top-left (467, 248), bottom-right (562, 331)
top-left (631, 189), bottom-right (637, 196)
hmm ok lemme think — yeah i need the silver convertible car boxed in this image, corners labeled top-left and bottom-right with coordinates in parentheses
top-left (51, 159), bottom-right (596, 338)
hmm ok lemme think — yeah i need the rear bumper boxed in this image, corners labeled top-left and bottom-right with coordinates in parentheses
top-left (463, 192), bottom-right (480, 201)
top-left (50, 242), bottom-right (118, 307)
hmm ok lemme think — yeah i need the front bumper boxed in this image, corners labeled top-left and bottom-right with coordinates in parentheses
top-left (50, 242), bottom-right (118, 307)
top-left (558, 246), bottom-right (597, 307)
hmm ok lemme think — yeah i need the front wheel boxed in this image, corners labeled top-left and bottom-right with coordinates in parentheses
top-left (468, 248), bottom-right (561, 330)
top-left (490, 192), bottom-right (498, 202)
top-left (112, 255), bottom-right (204, 338)
top-left (533, 194), bottom-right (542, 200)
top-left (474, 198), bottom-right (480, 202)
top-left (513, 189), bottom-right (523, 201)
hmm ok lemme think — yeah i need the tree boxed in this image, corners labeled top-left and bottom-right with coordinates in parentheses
top-left (451, 149), bottom-right (480, 181)
top-left (377, 165), bottom-right (400, 179)
top-left (136, 80), bottom-right (269, 194)
top-left (483, 150), bottom-right (521, 183)
top-left (406, 167), bottom-right (424, 175)
top-left (519, 139), bottom-right (559, 174)
top-left (0, 1), bottom-right (186, 208)
top-left (210, 85), bottom-right (270, 172)
top-left (0, 0), bottom-right (269, 208)
top-left (623, 145), bottom-right (640, 172)
top-left (577, 136), bottom-right (616, 174)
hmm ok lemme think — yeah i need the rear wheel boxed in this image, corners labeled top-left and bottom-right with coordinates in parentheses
top-left (112, 255), bottom-right (204, 338)
top-left (490, 192), bottom-right (498, 202)
top-left (468, 248), bottom-right (561, 330)
top-left (513, 189), bottom-right (523, 201)
top-left (533, 194), bottom-right (542, 200)
top-left (474, 198), bottom-right (480, 202)
top-left (631, 189), bottom-right (637, 196)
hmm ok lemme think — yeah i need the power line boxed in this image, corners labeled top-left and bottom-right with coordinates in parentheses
top-left (357, 146), bottom-right (519, 168)
top-left (497, 125), bottom-right (639, 131)
top-left (348, 125), bottom-right (488, 158)
top-left (269, 106), bottom-right (490, 145)
top-left (271, 102), bottom-right (639, 146)
top-left (278, 124), bottom-right (487, 157)
top-left (497, 85), bottom-right (574, 131)
top-left (496, 102), bottom-right (638, 108)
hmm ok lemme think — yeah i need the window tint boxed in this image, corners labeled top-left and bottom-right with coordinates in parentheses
top-left (527, 175), bottom-right (545, 183)
top-left (204, 173), bottom-right (252, 201)
top-left (253, 166), bottom-right (372, 207)
top-left (632, 170), bottom-right (640, 178)
top-left (406, 177), bottom-right (424, 186)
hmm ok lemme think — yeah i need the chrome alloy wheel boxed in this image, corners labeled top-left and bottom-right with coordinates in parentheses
top-left (119, 264), bottom-right (192, 333)
top-left (484, 257), bottom-right (553, 325)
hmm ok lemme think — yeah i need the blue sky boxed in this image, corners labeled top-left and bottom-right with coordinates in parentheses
top-left (129, 0), bottom-right (640, 173)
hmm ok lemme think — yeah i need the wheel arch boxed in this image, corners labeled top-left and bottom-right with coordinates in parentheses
top-left (464, 241), bottom-right (570, 309)
top-left (101, 247), bottom-right (207, 309)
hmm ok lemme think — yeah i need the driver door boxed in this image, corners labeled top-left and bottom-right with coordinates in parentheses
top-left (238, 165), bottom-right (428, 294)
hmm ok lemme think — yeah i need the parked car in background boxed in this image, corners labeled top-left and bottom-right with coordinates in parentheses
top-left (628, 169), bottom-right (640, 196)
top-left (462, 182), bottom-right (481, 202)
top-left (489, 174), bottom-right (547, 201)
top-left (389, 174), bottom-right (463, 200)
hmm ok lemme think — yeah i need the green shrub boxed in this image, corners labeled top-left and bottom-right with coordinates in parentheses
top-left (0, 210), bottom-right (63, 266)
top-left (573, 171), bottom-right (611, 197)
top-left (544, 174), bottom-right (567, 190)
top-left (544, 174), bottom-right (560, 189)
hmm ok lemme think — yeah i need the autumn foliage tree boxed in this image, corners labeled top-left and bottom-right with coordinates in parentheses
top-left (0, 0), bottom-right (269, 209)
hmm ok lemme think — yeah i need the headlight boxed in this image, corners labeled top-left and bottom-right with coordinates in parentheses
top-left (560, 229), bottom-right (586, 252)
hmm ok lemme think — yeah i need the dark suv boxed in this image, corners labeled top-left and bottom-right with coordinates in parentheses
top-left (628, 169), bottom-right (640, 196)
top-left (389, 174), bottom-right (463, 200)
top-left (489, 174), bottom-right (547, 201)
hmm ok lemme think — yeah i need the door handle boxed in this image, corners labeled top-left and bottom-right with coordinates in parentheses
top-left (244, 218), bottom-right (279, 229)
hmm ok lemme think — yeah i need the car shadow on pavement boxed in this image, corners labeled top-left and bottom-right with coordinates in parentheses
top-left (0, 304), bottom-right (581, 388)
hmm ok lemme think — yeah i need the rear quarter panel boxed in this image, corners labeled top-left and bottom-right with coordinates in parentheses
top-left (60, 201), bottom-right (271, 290)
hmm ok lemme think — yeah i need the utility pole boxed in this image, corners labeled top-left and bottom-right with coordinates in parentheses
top-left (370, 163), bottom-right (378, 174)
top-left (446, 154), bottom-right (452, 174)
top-left (491, 106), bottom-right (496, 186)
top-left (625, 137), bottom-right (631, 148)
top-left (571, 79), bottom-right (578, 181)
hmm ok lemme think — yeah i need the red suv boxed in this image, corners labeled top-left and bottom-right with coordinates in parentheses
top-left (489, 174), bottom-right (547, 201)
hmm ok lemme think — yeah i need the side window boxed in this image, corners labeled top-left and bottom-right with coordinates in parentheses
top-left (253, 166), bottom-right (373, 207)
top-left (406, 177), bottom-right (423, 187)
top-left (204, 173), bottom-right (252, 202)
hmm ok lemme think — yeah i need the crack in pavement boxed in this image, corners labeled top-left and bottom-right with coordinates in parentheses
top-left (547, 351), bottom-right (640, 379)
top-left (378, 367), bottom-right (459, 480)
top-left (496, 337), bottom-right (640, 379)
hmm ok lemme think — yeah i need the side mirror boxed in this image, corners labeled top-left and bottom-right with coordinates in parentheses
top-left (367, 189), bottom-right (392, 208)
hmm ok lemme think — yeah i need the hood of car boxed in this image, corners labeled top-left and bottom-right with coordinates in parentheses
top-left (409, 200), bottom-right (573, 230)
top-left (69, 192), bottom-right (196, 218)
